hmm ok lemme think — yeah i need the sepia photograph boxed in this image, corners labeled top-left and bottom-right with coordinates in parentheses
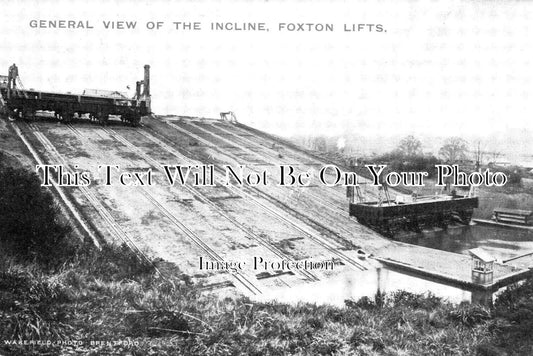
top-left (1, 0), bottom-right (533, 355)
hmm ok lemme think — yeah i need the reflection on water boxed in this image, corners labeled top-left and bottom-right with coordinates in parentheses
top-left (257, 266), bottom-right (472, 307)
top-left (404, 224), bottom-right (533, 261)
top-left (257, 224), bottom-right (531, 306)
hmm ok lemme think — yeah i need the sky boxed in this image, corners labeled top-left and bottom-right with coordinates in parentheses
top-left (1, 0), bottom-right (532, 154)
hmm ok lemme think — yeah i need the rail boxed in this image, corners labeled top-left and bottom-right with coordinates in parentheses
top-left (101, 126), bottom-right (322, 282)
top-left (160, 122), bottom-right (368, 271)
top-left (26, 122), bottom-right (160, 276)
top-left (65, 123), bottom-right (264, 294)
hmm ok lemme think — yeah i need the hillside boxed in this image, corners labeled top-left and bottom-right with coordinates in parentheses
top-left (1, 116), bottom-right (533, 355)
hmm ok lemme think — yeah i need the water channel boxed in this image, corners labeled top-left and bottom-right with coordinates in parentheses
top-left (259, 224), bottom-right (533, 307)
top-left (403, 223), bottom-right (533, 261)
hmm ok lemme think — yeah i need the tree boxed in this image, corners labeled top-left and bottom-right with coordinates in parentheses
top-left (308, 136), bottom-right (328, 152)
top-left (397, 135), bottom-right (422, 157)
top-left (439, 137), bottom-right (468, 163)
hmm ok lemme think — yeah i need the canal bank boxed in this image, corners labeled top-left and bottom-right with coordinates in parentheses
top-left (368, 223), bottom-right (533, 304)
top-left (473, 218), bottom-right (533, 231)
top-left (393, 223), bottom-right (533, 261)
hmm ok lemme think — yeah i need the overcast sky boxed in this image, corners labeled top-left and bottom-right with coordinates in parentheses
top-left (2, 0), bottom-right (532, 149)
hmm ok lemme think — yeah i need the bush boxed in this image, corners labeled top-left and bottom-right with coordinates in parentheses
top-left (447, 303), bottom-right (491, 327)
top-left (0, 164), bottom-right (72, 266)
top-left (389, 290), bottom-right (443, 311)
top-left (345, 296), bottom-right (376, 310)
top-left (494, 278), bottom-right (533, 339)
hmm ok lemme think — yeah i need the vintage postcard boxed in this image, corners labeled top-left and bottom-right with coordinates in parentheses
top-left (1, 0), bottom-right (532, 355)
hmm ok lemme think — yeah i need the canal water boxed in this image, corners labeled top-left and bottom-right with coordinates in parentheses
top-left (258, 266), bottom-right (472, 307)
top-left (403, 223), bottom-right (533, 261)
top-left (258, 224), bottom-right (532, 307)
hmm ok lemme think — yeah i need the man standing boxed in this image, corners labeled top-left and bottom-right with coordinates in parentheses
top-left (8, 63), bottom-right (18, 90)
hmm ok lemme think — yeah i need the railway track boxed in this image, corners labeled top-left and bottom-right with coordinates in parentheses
top-left (24, 122), bottom-right (157, 273)
top-left (152, 124), bottom-right (351, 224)
top-left (9, 121), bottom-right (101, 249)
top-left (166, 122), bottom-right (374, 248)
top-left (224, 122), bottom-right (381, 200)
top-left (190, 122), bottom-right (295, 165)
top-left (188, 122), bottom-right (384, 233)
top-left (101, 126), bottom-right (322, 282)
top-left (156, 121), bottom-right (352, 220)
top-left (138, 123), bottom-right (368, 271)
top-left (191, 121), bottom-right (379, 206)
top-left (65, 123), bottom-right (264, 295)
top-left (175, 122), bottom-right (356, 213)
top-left (198, 122), bottom-right (304, 166)
top-left (138, 187), bottom-right (262, 295)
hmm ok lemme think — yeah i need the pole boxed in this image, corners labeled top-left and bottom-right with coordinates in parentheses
top-left (143, 65), bottom-right (151, 113)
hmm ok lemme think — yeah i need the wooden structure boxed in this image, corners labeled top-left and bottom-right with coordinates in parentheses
top-left (493, 208), bottom-right (533, 226)
top-left (348, 194), bottom-right (478, 237)
top-left (468, 248), bottom-right (495, 286)
top-left (220, 111), bottom-right (238, 123)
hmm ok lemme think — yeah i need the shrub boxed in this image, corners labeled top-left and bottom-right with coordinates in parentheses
top-left (346, 296), bottom-right (376, 310)
top-left (447, 303), bottom-right (491, 327)
top-left (494, 278), bottom-right (533, 339)
top-left (0, 164), bottom-right (72, 266)
top-left (389, 291), bottom-right (443, 311)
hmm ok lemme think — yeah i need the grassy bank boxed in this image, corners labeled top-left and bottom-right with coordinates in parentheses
top-left (2, 245), bottom-right (533, 355)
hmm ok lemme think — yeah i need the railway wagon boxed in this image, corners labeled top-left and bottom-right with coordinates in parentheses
top-left (0, 88), bottom-right (147, 126)
top-left (0, 64), bottom-right (151, 126)
top-left (349, 195), bottom-right (479, 236)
